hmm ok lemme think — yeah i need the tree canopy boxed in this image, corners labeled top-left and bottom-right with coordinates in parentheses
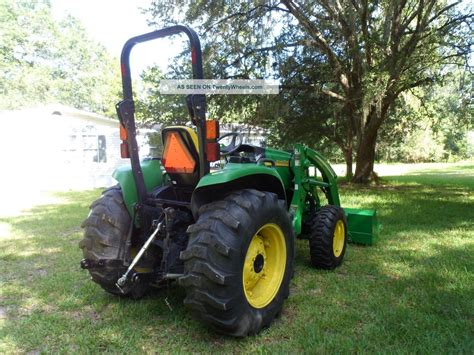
top-left (0, 0), bottom-right (121, 117)
top-left (144, 0), bottom-right (473, 181)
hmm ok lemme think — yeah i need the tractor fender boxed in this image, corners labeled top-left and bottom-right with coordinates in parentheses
top-left (191, 163), bottom-right (287, 217)
top-left (112, 158), bottom-right (165, 215)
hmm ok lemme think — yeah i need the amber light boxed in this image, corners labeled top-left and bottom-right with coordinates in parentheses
top-left (162, 131), bottom-right (196, 173)
top-left (206, 120), bottom-right (219, 140)
top-left (120, 142), bottom-right (130, 159)
top-left (120, 124), bottom-right (128, 140)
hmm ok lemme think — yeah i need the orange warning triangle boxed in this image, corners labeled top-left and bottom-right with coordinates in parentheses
top-left (162, 131), bottom-right (196, 174)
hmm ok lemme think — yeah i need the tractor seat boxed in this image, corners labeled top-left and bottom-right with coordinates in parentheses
top-left (161, 126), bottom-right (200, 186)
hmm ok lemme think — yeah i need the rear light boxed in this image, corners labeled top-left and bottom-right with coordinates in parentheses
top-left (120, 142), bottom-right (130, 158)
top-left (206, 142), bottom-right (220, 162)
top-left (120, 124), bottom-right (128, 140)
top-left (205, 120), bottom-right (220, 162)
top-left (162, 131), bottom-right (197, 173)
top-left (119, 124), bottom-right (129, 159)
top-left (206, 120), bottom-right (219, 140)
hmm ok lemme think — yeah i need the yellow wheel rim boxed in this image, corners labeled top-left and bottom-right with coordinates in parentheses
top-left (242, 223), bottom-right (287, 309)
top-left (333, 220), bottom-right (345, 257)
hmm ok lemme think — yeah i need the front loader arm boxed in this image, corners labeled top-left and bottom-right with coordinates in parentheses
top-left (290, 144), bottom-right (341, 235)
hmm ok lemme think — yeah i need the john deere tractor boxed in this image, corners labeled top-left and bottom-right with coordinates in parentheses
top-left (79, 25), bottom-right (378, 337)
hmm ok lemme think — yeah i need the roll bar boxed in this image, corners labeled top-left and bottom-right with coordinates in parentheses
top-left (116, 25), bottom-right (209, 205)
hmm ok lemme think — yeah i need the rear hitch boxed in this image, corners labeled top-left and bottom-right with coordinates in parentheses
top-left (80, 258), bottom-right (105, 269)
top-left (116, 206), bottom-right (181, 293)
top-left (80, 258), bottom-right (124, 269)
top-left (164, 273), bottom-right (183, 280)
top-left (116, 219), bottom-right (164, 292)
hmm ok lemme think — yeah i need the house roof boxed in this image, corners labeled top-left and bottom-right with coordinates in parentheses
top-left (42, 104), bottom-right (119, 126)
top-left (0, 104), bottom-right (120, 128)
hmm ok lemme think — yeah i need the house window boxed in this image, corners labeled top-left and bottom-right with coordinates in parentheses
top-left (62, 134), bottom-right (77, 152)
top-left (82, 126), bottom-right (107, 163)
top-left (97, 135), bottom-right (107, 162)
top-left (59, 128), bottom-right (79, 163)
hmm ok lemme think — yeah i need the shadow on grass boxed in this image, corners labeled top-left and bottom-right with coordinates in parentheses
top-left (291, 243), bottom-right (472, 350)
top-left (1, 174), bottom-right (473, 352)
top-left (291, 175), bottom-right (473, 351)
top-left (0, 190), bottom-right (243, 353)
top-left (287, 171), bottom-right (473, 351)
top-left (341, 183), bottom-right (473, 236)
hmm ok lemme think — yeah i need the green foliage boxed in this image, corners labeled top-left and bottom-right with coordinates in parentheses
top-left (135, 66), bottom-right (189, 126)
top-left (402, 128), bottom-right (446, 163)
top-left (377, 69), bottom-right (473, 162)
top-left (143, 130), bottom-right (164, 157)
top-left (0, 0), bottom-right (121, 117)
top-left (141, 0), bottom-right (472, 179)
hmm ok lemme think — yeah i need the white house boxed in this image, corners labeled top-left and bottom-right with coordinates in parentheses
top-left (0, 105), bottom-right (151, 190)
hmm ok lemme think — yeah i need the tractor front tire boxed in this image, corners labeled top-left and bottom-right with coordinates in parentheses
top-left (179, 189), bottom-right (294, 337)
top-left (308, 205), bottom-right (347, 269)
top-left (79, 186), bottom-right (146, 299)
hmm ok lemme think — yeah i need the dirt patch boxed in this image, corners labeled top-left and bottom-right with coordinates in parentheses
top-left (40, 304), bottom-right (57, 314)
top-left (0, 306), bottom-right (7, 319)
top-left (60, 227), bottom-right (82, 237)
top-left (307, 288), bottom-right (323, 295)
top-left (335, 270), bottom-right (349, 279)
top-left (65, 305), bottom-right (101, 323)
top-left (289, 285), bottom-right (300, 295)
top-left (280, 303), bottom-right (297, 324)
top-left (35, 268), bottom-right (48, 277)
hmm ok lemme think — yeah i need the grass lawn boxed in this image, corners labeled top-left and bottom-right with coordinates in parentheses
top-left (1, 162), bottom-right (473, 353)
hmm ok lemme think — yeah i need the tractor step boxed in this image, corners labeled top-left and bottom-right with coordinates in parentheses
top-left (344, 208), bottom-right (380, 246)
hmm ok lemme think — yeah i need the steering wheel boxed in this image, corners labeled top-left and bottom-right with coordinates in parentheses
top-left (218, 132), bottom-right (243, 156)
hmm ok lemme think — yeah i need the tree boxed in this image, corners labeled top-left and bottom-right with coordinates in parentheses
top-left (371, 65), bottom-right (473, 162)
top-left (0, 0), bottom-right (121, 117)
top-left (145, 0), bottom-right (472, 182)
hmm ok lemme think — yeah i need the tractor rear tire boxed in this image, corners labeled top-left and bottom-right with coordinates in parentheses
top-left (79, 186), bottom-right (147, 299)
top-left (308, 205), bottom-right (347, 269)
top-left (179, 189), bottom-right (294, 337)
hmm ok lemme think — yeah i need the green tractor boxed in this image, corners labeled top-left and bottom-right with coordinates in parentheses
top-left (79, 25), bottom-right (378, 337)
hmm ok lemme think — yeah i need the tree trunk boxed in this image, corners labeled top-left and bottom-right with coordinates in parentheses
top-left (344, 148), bottom-right (353, 180)
top-left (351, 95), bottom-right (394, 184)
top-left (352, 110), bottom-right (380, 183)
top-left (352, 133), bottom-right (377, 183)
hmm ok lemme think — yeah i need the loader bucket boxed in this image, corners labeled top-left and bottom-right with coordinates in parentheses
top-left (344, 208), bottom-right (380, 246)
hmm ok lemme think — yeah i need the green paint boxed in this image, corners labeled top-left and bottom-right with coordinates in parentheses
top-left (265, 148), bottom-right (293, 190)
top-left (196, 162), bottom-right (284, 190)
top-left (344, 208), bottom-right (380, 245)
top-left (112, 159), bottom-right (164, 215)
top-left (111, 145), bottom-right (377, 245)
top-left (289, 144), bottom-right (342, 235)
